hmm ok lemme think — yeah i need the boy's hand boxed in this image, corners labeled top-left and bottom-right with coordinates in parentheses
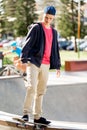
top-left (56, 69), bottom-right (60, 78)
top-left (3, 52), bottom-right (6, 56)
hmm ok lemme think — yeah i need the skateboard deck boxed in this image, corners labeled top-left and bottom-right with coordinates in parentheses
top-left (13, 117), bottom-right (50, 129)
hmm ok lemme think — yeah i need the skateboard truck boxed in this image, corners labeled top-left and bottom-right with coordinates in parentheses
top-left (34, 124), bottom-right (46, 130)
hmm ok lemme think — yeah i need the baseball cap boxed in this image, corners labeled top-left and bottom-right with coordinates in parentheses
top-left (10, 41), bottom-right (17, 47)
top-left (44, 6), bottom-right (56, 15)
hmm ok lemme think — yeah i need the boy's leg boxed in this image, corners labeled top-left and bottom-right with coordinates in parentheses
top-left (34, 64), bottom-right (49, 120)
top-left (23, 64), bottom-right (39, 116)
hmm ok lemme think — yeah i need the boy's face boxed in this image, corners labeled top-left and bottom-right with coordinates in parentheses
top-left (43, 14), bottom-right (54, 26)
top-left (12, 46), bottom-right (16, 50)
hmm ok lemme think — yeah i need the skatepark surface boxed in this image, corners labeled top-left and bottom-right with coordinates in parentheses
top-left (0, 71), bottom-right (87, 124)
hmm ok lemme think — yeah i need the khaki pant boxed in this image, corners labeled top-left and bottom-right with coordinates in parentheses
top-left (23, 63), bottom-right (50, 119)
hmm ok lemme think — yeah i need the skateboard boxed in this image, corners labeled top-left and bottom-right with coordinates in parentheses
top-left (13, 117), bottom-right (50, 130)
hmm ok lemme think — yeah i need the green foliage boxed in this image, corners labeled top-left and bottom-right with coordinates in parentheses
top-left (0, 0), bottom-right (38, 37)
top-left (14, 0), bottom-right (38, 36)
top-left (58, 0), bottom-right (86, 39)
top-left (3, 57), bottom-right (13, 65)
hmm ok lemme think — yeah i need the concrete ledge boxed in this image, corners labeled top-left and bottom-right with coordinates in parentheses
top-left (65, 60), bottom-right (87, 71)
top-left (0, 111), bottom-right (87, 130)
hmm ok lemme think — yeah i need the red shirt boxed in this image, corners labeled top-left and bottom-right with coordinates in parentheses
top-left (42, 23), bottom-right (53, 64)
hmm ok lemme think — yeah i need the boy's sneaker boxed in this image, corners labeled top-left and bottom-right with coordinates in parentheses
top-left (22, 115), bottom-right (29, 121)
top-left (34, 117), bottom-right (51, 125)
top-left (23, 72), bottom-right (27, 76)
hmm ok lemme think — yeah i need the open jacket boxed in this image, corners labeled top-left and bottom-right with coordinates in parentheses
top-left (21, 23), bottom-right (61, 69)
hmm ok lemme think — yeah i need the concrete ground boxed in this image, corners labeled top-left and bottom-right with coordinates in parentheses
top-left (48, 71), bottom-right (87, 85)
top-left (0, 71), bottom-right (87, 123)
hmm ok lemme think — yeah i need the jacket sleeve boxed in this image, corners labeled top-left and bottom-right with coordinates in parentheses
top-left (50, 29), bottom-right (61, 69)
top-left (21, 25), bottom-right (38, 63)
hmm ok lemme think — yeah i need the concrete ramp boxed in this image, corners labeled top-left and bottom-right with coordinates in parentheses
top-left (43, 83), bottom-right (87, 123)
top-left (0, 111), bottom-right (87, 130)
top-left (0, 76), bottom-right (26, 115)
top-left (0, 76), bottom-right (87, 123)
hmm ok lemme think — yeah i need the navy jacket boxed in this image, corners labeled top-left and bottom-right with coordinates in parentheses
top-left (21, 23), bottom-right (61, 69)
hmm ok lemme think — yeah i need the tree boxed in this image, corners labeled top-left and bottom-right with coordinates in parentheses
top-left (0, 0), bottom-right (38, 37)
top-left (58, 0), bottom-right (86, 39)
top-left (1, 0), bottom-right (17, 37)
top-left (0, 0), bottom-right (6, 37)
top-left (57, 0), bottom-right (86, 51)
top-left (14, 0), bottom-right (38, 36)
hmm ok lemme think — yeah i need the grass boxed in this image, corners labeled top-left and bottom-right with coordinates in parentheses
top-left (60, 50), bottom-right (87, 70)
top-left (0, 47), bottom-right (87, 70)
top-left (0, 47), bottom-right (17, 65)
